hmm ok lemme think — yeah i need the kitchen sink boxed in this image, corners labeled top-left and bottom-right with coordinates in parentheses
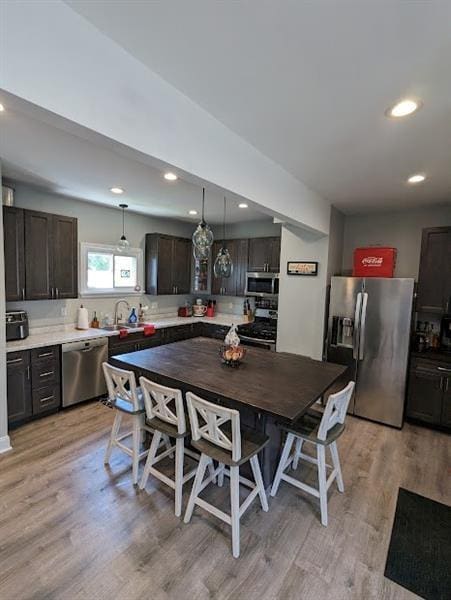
top-left (100, 324), bottom-right (136, 331)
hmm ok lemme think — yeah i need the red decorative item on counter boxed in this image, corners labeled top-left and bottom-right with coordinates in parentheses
top-left (119, 328), bottom-right (129, 339)
top-left (143, 324), bottom-right (156, 337)
top-left (353, 247), bottom-right (397, 277)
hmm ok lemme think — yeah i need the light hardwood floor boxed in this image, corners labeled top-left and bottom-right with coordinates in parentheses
top-left (0, 402), bottom-right (449, 600)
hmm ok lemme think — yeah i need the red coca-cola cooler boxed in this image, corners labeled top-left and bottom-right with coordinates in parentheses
top-left (353, 247), bottom-right (397, 277)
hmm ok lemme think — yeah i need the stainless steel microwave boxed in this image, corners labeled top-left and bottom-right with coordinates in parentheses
top-left (245, 272), bottom-right (279, 297)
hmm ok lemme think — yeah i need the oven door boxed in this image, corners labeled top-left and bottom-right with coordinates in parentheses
top-left (245, 272), bottom-right (279, 297)
top-left (239, 334), bottom-right (276, 351)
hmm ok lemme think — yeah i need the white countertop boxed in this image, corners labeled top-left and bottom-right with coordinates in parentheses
top-left (6, 314), bottom-right (250, 353)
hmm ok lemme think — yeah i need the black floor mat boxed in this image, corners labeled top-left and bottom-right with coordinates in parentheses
top-left (384, 488), bottom-right (451, 600)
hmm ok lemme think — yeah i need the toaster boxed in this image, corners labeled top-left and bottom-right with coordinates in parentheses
top-left (6, 311), bottom-right (29, 341)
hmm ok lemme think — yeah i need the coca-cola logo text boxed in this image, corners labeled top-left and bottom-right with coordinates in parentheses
top-left (361, 256), bottom-right (383, 267)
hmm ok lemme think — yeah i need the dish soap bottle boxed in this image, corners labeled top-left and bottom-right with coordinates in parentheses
top-left (128, 307), bottom-right (138, 325)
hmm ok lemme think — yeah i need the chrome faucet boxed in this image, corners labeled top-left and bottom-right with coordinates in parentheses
top-left (114, 300), bottom-right (130, 326)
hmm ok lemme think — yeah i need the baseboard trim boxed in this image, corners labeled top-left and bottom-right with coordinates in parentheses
top-left (0, 435), bottom-right (12, 454)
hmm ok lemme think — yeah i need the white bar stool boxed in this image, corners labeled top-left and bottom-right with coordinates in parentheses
top-left (102, 362), bottom-right (170, 485)
top-left (270, 381), bottom-right (355, 527)
top-left (184, 392), bottom-right (269, 558)
top-left (138, 377), bottom-right (203, 517)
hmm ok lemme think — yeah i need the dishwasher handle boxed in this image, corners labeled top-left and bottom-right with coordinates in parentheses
top-left (61, 337), bottom-right (108, 353)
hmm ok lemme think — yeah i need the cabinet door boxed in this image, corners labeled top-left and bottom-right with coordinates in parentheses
top-left (3, 207), bottom-right (25, 302)
top-left (53, 215), bottom-right (78, 299)
top-left (417, 227), bottom-right (451, 313)
top-left (248, 238), bottom-right (269, 271)
top-left (156, 236), bottom-right (175, 295)
top-left (24, 210), bottom-right (54, 300)
top-left (406, 366), bottom-right (443, 424)
top-left (440, 375), bottom-right (451, 428)
top-left (6, 351), bottom-right (32, 426)
top-left (173, 237), bottom-right (191, 294)
top-left (234, 239), bottom-right (249, 296)
top-left (269, 237), bottom-right (281, 272)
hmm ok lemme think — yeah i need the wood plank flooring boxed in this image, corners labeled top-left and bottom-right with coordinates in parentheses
top-left (0, 402), bottom-right (449, 600)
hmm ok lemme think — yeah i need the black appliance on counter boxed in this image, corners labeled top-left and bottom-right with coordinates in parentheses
top-left (237, 308), bottom-right (278, 351)
top-left (6, 310), bottom-right (29, 341)
top-left (440, 315), bottom-right (451, 352)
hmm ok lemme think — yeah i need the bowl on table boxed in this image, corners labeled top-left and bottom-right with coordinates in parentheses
top-left (220, 344), bottom-right (246, 367)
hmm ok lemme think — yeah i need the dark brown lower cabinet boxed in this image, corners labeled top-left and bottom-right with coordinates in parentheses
top-left (7, 346), bottom-right (61, 427)
top-left (406, 358), bottom-right (451, 428)
top-left (6, 351), bottom-right (32, 426)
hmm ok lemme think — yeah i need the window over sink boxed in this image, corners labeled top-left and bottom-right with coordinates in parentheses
top-left (80, 242), bottom-right (143, 296)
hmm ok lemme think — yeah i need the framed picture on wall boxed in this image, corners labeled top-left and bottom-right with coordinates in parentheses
top-left (287, 261), bottom-right (318, 276)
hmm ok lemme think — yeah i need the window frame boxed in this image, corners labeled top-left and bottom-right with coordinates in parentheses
top-left (79, 242), bottom-right (144, 297)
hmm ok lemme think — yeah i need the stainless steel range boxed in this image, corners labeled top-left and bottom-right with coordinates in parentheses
top-left (237, 308), bottom-right (278, 351)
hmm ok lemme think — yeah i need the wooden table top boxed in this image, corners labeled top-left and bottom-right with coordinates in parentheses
top-left (111, 337), bottom-right (347, 423)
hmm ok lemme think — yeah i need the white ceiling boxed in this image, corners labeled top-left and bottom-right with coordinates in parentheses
top-left (0, 93), bottom-right (269, 224)
top-left (66, 0), bottom-right (451, 213)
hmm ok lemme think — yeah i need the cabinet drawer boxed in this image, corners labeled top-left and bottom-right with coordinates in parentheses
top-left (31, 345), bottom-right (59, 363)
top-left (32, 360), bottom-right (60, 387)
top-left (7, 350), bottom-right (30, 367)
top-left (32, 384), bottom-right (61, 415)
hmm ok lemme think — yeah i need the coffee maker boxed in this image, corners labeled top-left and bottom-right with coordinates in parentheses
top-left (440, 315), bottom-right (451, 352)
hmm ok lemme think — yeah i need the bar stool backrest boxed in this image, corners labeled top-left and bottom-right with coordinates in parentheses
top-left (317, 381), bottom-right (355, 442)
top-left (139, 376), bottom-right (186, 435)
top-left (186, 392), bottom-right (241, 462)
top-left (102, 362), bottom-right (141, 412)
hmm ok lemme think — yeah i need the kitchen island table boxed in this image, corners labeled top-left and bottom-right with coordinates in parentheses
top-left (110, 337), bottom-right (347, 486)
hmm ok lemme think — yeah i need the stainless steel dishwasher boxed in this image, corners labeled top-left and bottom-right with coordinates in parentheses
top-left (62, 337), bottom-right (108, 407)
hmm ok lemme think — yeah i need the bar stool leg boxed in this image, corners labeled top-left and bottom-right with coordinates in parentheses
top-left (250, 455), bottom-right (268, 511)
top-left (104, 412), bottom-right (122, 464)
top-left (230, 465), bottom-right (240, 558)
top-left (329, 441), bottom-right (344, 492)
top-left (292, 438), bottom-right (304, 471)
top-left (132, 416), bottom-right (142, 485)
top-left (270, 432), bottom-right (295, 497)
top-left (218, 463), bottom-right (225, 487)
top-left (174, 438), bottom-right (184, 517)
top-left (184, 453), bottom-right (209, 523)
top-left (139, 430), bottom-right (161, 490)
top-left (317, 444), bottom-right (328, 526)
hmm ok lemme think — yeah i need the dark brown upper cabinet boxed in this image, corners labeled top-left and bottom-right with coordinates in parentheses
top-left (248, 237), bottom-right (281, 272)
top-left (145, 233), bottom-right (192, 295)
top-left (417, 227), bottom-right (451, 313)
top-left (211, 238), bottom-right (249, 296)
top-left (3, 207), bottom-right (25, 302)
top-left (3, 206), bottom-right (78, 301)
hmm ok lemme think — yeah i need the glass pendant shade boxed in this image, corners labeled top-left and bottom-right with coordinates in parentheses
top-left (213, 196), bottom-right (233, 278)
top-left (214, 247), bottom-right (233, 278)
top-left (192, 188), bottom-right (213, 256)
top-left (116, 203), bottom-right (129, 252)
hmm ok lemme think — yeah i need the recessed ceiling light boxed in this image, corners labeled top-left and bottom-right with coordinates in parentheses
top-left (386, 98), bottom-right (422, 118)
top-left (164, 172), bottom-right (178, 181)
top-left (407, 174), bottom-right (426, 184)
top-left (238, 203), bottom-right (248, 208)
top-left (110, 187), bottom-right (124, 194)
top-left (188, 210), bottom-right (198, 215)
top-left (0, 103), bottom-right (4, 112)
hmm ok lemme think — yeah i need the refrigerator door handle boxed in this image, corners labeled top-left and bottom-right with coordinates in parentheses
top-left (359, 292), bottom-right (369, 360)
top-left (352, 292), bottom-right (362, 360)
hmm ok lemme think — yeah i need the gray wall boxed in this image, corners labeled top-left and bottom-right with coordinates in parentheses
top-left (342, 204), bottom-right (451, 279)
top-left (327, 206), bottom-right (345, 283)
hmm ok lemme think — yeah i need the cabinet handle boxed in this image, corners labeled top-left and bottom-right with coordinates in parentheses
top-left (40, 395), bottom-right (54, 404)
top-left (37, 351), bottom-right (53, 358)
top-left (27, 366), bottom-right (30, 380)
top-left (39, 371), bottom-right (54, 378)
top-left (7, 357), bottom-right (23, 365)
top-left (437, 367), bottom-right (451, 373)
top-left (55, 288), bottom-right (59, 298)
top-left (22, 288), bottom-right (25, 300)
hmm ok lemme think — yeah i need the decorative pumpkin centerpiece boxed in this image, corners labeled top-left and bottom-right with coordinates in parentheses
top-left (220, 324), bottom-right (246, 367)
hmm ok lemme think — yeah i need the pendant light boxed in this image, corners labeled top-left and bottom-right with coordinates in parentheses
top-left (192, 187), bottom-right (213, 258)
top-left (213, 197), bottom-right (233, 278)
top-left (116, 203), bottom-right (130, 252)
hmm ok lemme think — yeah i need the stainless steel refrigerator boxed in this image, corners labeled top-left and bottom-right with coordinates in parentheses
top-left (326, 277), bottom-right (414, 428)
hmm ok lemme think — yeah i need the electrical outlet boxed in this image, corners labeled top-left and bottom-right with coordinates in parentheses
top-left (150, 302), bottom-right (158, 310)
top-left (61, 306), bottom-right (67, 317)
top-left (228, 302), bottom-right (233, 310)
